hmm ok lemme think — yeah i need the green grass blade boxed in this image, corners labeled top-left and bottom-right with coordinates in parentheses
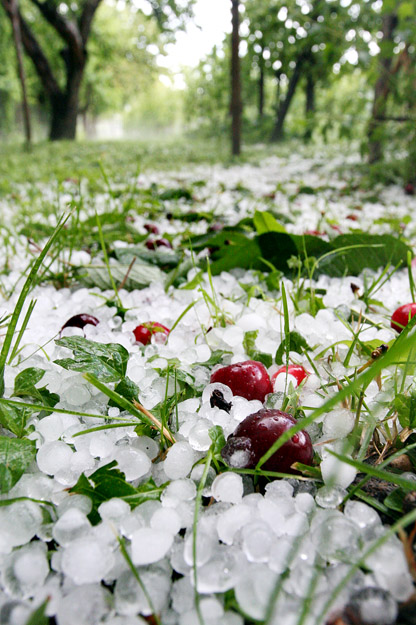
top-left (7, 299), bottom-right (37, 365)
top-left (0, 212), bottom-right (70, 396)
top-left (257, 313), bottom-right (416, 470)
top-left (315, 507), bottom-right (416, 624)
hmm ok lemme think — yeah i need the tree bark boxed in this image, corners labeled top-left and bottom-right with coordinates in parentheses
top-left (304, 73), bottom-right (315, 141)
top-left (258, 52), bottom-right (264, 119)
top-left (8, 0), bottom-right (31, 144)
top-left (1, 0), bottom-right (102, 140)
top-left (271, 54), bottom-right (304, 142)
top-left (367, 13), bottom-right (398, 164)
top-left (231, 0), bottom-right (242, 156)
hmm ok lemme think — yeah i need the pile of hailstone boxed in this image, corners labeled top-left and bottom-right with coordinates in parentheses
top-left (1, 152), bottom-right (416, 625)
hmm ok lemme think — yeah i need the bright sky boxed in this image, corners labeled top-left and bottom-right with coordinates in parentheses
top-left (158, 0), bottom-right (231, 88)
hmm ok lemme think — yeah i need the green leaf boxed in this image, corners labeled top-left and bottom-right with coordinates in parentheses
top-left (196, 349), bottom-right (232, 368)
top-left (0, 437), bottom-right (36, 494)
top-left (275, 331), bottom-right (310, 365)
top-left (55, 336), bottom-right (129, 382)
top-left (393, 393), bottom-right (416, 429)
top-left (210, 237), bottom-right (262, 275)
top-left (13, 367), bottom-right (59, 409)
top-left (24, 599), bottom-right (49, 625)
top-left (77, 261), bottom-right (164, 291)
top-left (243, 331), bottom-right (273, 368)
top-left (209, 425), bottom-right (226, 456)
top-left (114, 245), bottom-right (180, 269)
top-left (108, 376), bottom-right (140, 408)
top-left (0, 402), bottom-right (32, 437)
top-left (384, 488), bottom-right (406, 513)
top-left (257, 232), bottom-right (300, 272)
top-left (14, 367), bottom-right (45, 394)
top-left (326, 234), bottom-right (411, 277)
top-left (70, 461), bottom-right (163, 524)
top-left (398, 1), bottom-right (415, 19)
top-left (253, 211), bottom-right (286, 235)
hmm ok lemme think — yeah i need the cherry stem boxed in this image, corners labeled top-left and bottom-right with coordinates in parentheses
top-left (132, 399), bottom-right (176, 444)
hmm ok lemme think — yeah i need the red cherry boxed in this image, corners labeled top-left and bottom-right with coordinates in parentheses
top-left (221, 408), bottom-right (313, 473)
top-left (271, 364), bottom-right (309, 389)
top-left (304, 229), bottom-right (324, 237)
top-left (391, 303), bottom-right (416, 333)
top-left (144, 223), bottom-right (159, 234)
top-left (210, 360), bottom-right (272, 402)
top-left (61, 314), bottom-right (99, 332)
top-left (346, 214), bottom-right (358, 221)
top-left (133, 321), bottom-right (170, 345)
top-left (404, 183), bottom-right (415, 196)
top-left (145, 238), bottom-right (172, 250)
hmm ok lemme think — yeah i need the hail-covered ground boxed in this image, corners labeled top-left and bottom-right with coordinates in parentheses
top-left (0, 147), bottom-right (416, 625)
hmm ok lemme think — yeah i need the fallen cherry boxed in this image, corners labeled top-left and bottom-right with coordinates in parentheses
top-left (61, 314), bottom-right (99, 333)
top-left (145, 238), bottom-right (172, 250)
top-left (391, 303), bottom-right (416, 333)
top-left (304, 229), bottom-right (324, 237)
top-left (271, 364), bottom-right (309, 390)
top-left (221, 408), bottom-right (313, 473)
top-left (210, 360), bottom-right (272, 402)
top-left (133, 321), bottom-right (170, 345)
top-left (144, 223), bottom-right (159, 234)
top-left (404, 183), bottom-right (415, 196)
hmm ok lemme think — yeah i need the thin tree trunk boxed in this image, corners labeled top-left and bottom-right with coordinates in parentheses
top-left (271, 55), bottom-right (304, 142)
top-left (304, 74), bottom-right (315, 141)
top-left (1, 0), bottom-right (102, 141)
top-left (231, 0), bottom-right (241, 156)
top-left (8, 0), bottom-right (31, 144)
top-left (258, 53), bottom-right (264, 119)
top-left (367, 13), bottom-right (398, 163)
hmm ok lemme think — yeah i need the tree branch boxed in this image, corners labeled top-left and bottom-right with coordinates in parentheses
top-left (1, 0), bottom-right (61, 97)
top-left (375, 115), bottom-right (416, 123)
top-left (79, 0), bottom-right (103, 44)
top-left (29, 0), bottom-right (84, 64)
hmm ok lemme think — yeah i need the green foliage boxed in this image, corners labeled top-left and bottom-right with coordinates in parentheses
top-left (13, 367), bottom-right (59, 408)
top-left (393, 393), bottom-right (416, 429)
top-left (70, 461), bottom-right (163, 524)
top-left (243, 330), bottom-right (273, 368)
top-left (0, 437), bottom-right (36, 494)
top-left (275, 331), bottom-right (310, 365)
top-left (55, 336), bottom-right (129, 382)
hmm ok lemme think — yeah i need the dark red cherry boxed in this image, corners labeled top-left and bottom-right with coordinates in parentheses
top-left (144, 223), bottom-right (159, 234)
top-left (133, 321), bottom-right (170, 345)
top-left (61, 314), bottom-right (99, 332)
top-left (210, 360), bottom-right (272, 402)
top-left (404, 183), bottom-right (415, 196)
top-left (304, 229), bottom-right (324, 237)
top-left (391, 303), bottom-right (416, 333)
top-left (221, 408), bottom-right (313, 473)
top-left (271, 364), bottom-right (309, 390)
top-left (145, 238), bottom-right (172, 250)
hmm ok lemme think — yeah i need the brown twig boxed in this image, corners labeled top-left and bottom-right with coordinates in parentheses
top-left (132, 399), bottom-right (176, 444)
top-left (118, 256), bottom-right (136, 291)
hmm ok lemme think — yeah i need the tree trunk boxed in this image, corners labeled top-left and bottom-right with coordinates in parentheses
top-left (230, 0), bottom-right (242, 156)
top-left (304, 73), bottom-right (315, 142)
top-left (1, 0), bottom-right (102, 141)
top-left (49, 60), bottom-right (84, 140)
top-left (271, 55), bottom-right (304, 142)
top-left (9, 0), bottom-right (31, 144)
top-left (258, 53), bottom-right (264, 119)
top-left (367, 13), bottom-right (398, 163)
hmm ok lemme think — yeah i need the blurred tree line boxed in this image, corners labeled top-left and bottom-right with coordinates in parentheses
top-left (0, 0), bottom-right (193, 140)
top-left (185, 0), bottom-right (415, 174)
top-left (0, 0), bottom-right (415, 178)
